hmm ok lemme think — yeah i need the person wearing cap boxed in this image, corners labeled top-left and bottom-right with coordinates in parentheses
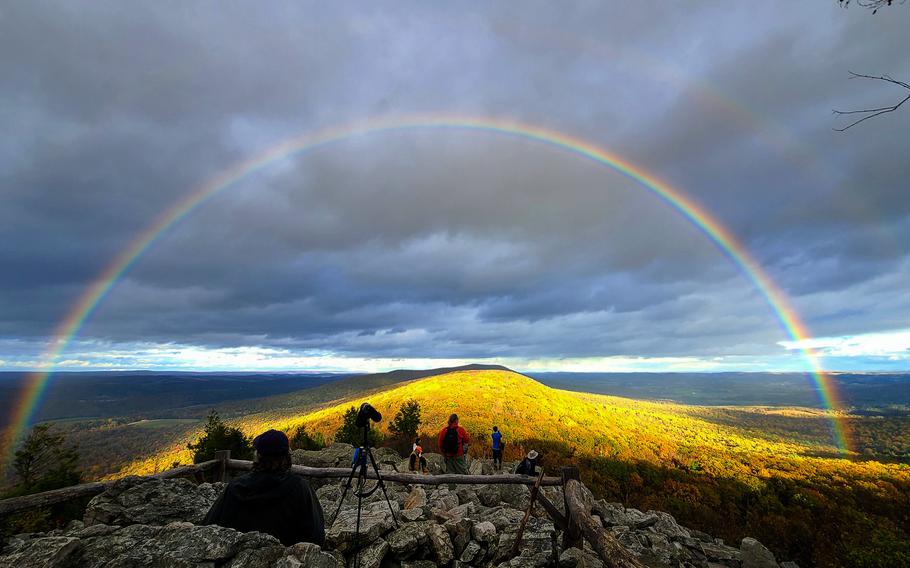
top-left (408, 445), bottom-right (429, 474)
top-left (515, 450), bottom-right (540, 476)
top-left (203, 429), bottom-right (325, 547)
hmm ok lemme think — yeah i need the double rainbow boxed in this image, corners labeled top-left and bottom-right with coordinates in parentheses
top-left (0, 115), bottom-right (851, 470)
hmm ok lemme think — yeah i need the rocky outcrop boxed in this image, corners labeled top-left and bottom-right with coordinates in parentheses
top-left (0, 448), bottom-right (794, 568)
top-left (82, 476), bottom-right (224, 526)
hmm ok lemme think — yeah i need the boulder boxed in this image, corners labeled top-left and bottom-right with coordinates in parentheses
top-left (493, 517), bottom-right (555, 563)
top-left (592, 500), bottom-right (627, 527)
top-left (83, 477), bottom-right (223, 526)
top-left (404, 486), bottom-right (428, 510)
top-left (648, 510), bottom-right (691, 541)
top-left (444, 517), bottom-right (474, 557)
top-left (421, 453), bottom-right (446, 474)
top-left (427, 522), bottom-right (455, 565)
top-left (402, 561), bottom-right (438, 568)
top-left (460, 540), bottom-right (483, 563)
top-left (700, 541), bottom-right (743, 566)
top-left (472, 520), bottom-right (497, 545)
top-left (292, 443), bottom-right (355, 468)
top-left (558, 546), bottom-right (605, 568)
top-left (479, 506), bottom-right (524, 532)
top-left (325, 505), bottom-right (395, 553)
top-left (476, 484), bottom-right (501, 507)
top-left (276, 542), bottom-right (341, 568)
top-left (387, 521), bottom-right (430, 559)
top-left (0, 536), bottom-right (80, 568)
top-left (70, 523), bottom-right (286, 567)
top-left (350, 538), bottom-right (389, 568)
top-left (741, 537), bottom-right (779, 568)
top-left (401, 508), bottom-right (425, 522)
top-left (498, 483), bottom-right (530, 510)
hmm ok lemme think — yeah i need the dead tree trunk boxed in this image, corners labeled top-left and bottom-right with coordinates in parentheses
top-left (564, 478), bottom-right (646, 568)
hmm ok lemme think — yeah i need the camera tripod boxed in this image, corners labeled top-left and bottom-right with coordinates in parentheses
top-left (331, 424), bottom-right (399, 568)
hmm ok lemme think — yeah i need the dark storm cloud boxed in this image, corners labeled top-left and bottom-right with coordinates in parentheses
top-left (1, 1), bottom-right (909, 368)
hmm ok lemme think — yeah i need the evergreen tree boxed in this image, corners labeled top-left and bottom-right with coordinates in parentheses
top-left (388, 399), bottom-right (422, 440)
top-left (290, 425), bottom-right (325, 451)
top-left (12, 424), bottom-right (81, 495)
top-left (334, 406), bottom-right (383, 447)
top-left (187, 410), bottom-right (253, 463)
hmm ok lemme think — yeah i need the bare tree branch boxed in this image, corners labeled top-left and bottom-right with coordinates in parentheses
top-left (839, 0), bottom-right (904, 14)
top-left (833, 72), bottom-right (910, 131)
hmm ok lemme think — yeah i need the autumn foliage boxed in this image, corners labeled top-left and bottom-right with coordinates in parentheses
top-left (124, 370), bottom-right (909, 567)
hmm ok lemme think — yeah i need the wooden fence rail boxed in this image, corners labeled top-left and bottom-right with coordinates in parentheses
top-left (0, 457), bottom-right (558, 516)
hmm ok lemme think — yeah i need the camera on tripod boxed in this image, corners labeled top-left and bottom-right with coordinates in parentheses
top-left (332, 401), bottom-right (399, 567)
top-left (355, 402), bottom-right (382, 428)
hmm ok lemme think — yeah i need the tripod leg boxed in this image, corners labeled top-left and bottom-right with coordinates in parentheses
top-left (332, 447), bottom-right (363, 525)
top-left (366, 447), bottom-right (399, 528)
top-left (353, 462), bottom-right (365, 568)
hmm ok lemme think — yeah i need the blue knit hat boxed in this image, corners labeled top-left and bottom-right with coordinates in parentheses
top-left (253, 429), bottom-right (290, 456)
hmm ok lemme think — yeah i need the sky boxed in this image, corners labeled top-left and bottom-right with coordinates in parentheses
top-left (1, 1), bottom-right (909, 373)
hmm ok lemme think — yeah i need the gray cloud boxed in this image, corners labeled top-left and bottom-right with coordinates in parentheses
top-left (2, 1), bottom-right (909, 368)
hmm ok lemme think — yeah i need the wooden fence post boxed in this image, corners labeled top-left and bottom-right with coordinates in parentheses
top-left (561, 466), bottom-right (583, 550)
top-left (510, 470), bottom-right (545, 557)
top-left (564, 479), bottom-right (646, 568)
top-left (215, 450), bottom-right (231, 483)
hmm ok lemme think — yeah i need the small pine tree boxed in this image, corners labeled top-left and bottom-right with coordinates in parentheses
top-left (290, 426), bottom-right (325, 451)
top-left (187, 410), bottom-right (253, 463)
top-left (12, 424), bottom-right (81, 495)
top-left (334, 406), bottom-right (383, 447)
top-left (389, 400), bottom-right (422, 440)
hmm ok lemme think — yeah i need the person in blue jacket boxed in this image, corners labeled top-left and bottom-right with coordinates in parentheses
top-left (491, 426), bottom-right (504, 471)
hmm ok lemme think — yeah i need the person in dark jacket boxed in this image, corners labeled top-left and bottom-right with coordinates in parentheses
top-left (203, 429), bottom-right (325, 547)
top-left (515, 450), bottom-right (540, 476)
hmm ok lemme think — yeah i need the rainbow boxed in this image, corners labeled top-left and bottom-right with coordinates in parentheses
top-left (0, 115), bottom-right (852, 470)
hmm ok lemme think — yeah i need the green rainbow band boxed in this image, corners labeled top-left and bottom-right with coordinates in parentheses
top-left (0, 115), bottom-right (851, 470)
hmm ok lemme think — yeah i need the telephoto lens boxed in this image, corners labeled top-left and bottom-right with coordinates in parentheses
top-left (355, 402), bottom-right (382, 427)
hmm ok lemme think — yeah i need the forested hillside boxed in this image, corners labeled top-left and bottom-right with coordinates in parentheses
top-left (121, 369), bottom-right (910, 567)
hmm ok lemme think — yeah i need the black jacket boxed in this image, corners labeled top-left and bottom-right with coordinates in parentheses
top-left (203, 470), bottom-right (325, 547)
top-left (516, 457), bottom-right (539, 476)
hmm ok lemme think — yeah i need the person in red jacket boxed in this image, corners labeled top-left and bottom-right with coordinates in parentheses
top-left (437, 413), bottom-right (471, 474)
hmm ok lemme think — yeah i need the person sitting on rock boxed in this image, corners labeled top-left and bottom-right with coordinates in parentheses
top-left (437, 413), bottom-right (471, 474)
top-left (408, 445), bottom-right (429, 474)
top-left (516, 450), bottom-right (540, 476)
top-left (203, 429), bottom-right (325, 547)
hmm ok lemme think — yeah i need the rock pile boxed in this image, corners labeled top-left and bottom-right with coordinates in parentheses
top-left (0, 445), bottom-right (793, 568)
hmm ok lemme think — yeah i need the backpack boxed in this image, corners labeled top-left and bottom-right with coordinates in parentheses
top-left (441, 427), bottom-right (460, 455)
top-left (409, 452), bottom-right (418, 471)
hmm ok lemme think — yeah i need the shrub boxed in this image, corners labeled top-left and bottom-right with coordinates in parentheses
top-left (187, 410), bottom-right (253, 463)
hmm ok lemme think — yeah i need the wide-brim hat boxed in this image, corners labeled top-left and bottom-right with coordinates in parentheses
top-left (527, 450), bottom-right (539, 460)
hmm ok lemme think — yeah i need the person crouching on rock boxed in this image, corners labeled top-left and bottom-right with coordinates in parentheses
top-left (203, 429), bottom-right (325, 547)
top-left (438, 413), bottom-right (470, 474)
top-left (409, 445), bottom-right (429, 474)
top-left (516, 450), bottom-right (540, 476)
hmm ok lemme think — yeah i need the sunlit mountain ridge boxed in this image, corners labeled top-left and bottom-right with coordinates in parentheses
top-left (119, 368), bottom-right (910, 565)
